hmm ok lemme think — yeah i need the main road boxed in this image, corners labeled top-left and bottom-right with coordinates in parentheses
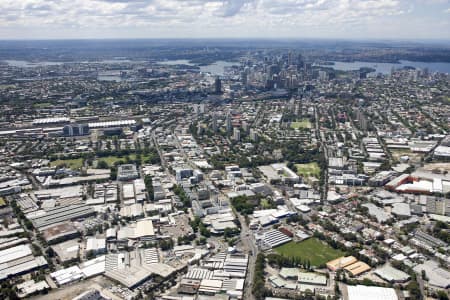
top-left (237, 212), bottom-right (258, 300)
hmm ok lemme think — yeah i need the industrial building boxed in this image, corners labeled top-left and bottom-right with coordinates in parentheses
top-left (0, 244), bottom-right (48, 280)
top-left (256, 229), bottom-right (292, 248)
top-left (117, 164), bottom-right (139, 181)
top-left (51, 239), bottom-right (80, 263)
top-left (413, 260), bottom-right (450, 289)
top-left (345, 285), bottom-right (398, 300)
top-left (28, 205), bottom-right (95, 229)
top-left (41, 221), bottom-right (80, 244)
top-left (104, 249), bottom-right (176, 289)
top-left (374, 264), bottom-right (410, 283)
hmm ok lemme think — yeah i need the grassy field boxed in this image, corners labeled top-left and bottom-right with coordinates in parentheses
top-left (291, 119), bottom-right (312, 130)
top-left (98, 155), bottom-right (129, 166)
top-left (295, 162), bottom-right (320, 178)
top-left (97, 153), bottom-right (157, 167)
top-left (275, 238), bottom-right (344, 267)
top-left (33, 102), bottom-right (52, 108)
top-left (50, 158), bottom-right (84, 169)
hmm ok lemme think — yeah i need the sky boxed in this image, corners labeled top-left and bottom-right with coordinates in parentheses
top-left (0, 0), bottom-right (449, 40)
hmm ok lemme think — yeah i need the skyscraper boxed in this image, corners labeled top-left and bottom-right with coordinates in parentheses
top-left (226, 113), bottom-right (232, 134)
top-left (214, 76), bottom-right (222, 94)
top-left (250, 129), bottom-right (258, 142)
top-left (233, 128), bottom-right (241, 142)
top-left (212, 114), bottom-right (218, 132)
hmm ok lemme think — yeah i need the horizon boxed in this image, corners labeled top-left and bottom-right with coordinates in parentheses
top-left (0, 37), bottom-right (449, 47)
top-left (0, 0), bottom-right (449, 40)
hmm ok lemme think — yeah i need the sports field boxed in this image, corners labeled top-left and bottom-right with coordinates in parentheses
top-left (290, 119), bottom-right (312, 130)
top-left (97, 153), bottom-right (158, 167)
top-left (274, 238), bottom-right (344, 267)
top-left (50, 158), bottom-right (83, 169)
top-left (295, 162), bottom-right (320, 178)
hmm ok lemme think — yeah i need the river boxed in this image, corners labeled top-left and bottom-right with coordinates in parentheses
top-left (316, 60), bottom-right (450, 74)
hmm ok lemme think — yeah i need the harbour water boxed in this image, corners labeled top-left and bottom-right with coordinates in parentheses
top-left (317, 60), bottom-right (450, 74)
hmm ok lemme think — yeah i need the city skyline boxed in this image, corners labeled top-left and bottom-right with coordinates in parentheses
top-left (0, 0), bottom-right (449, 40)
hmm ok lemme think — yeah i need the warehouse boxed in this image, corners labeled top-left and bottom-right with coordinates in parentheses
top-left (105, 252), bottom-right (153, 288)
top-left (28, 205), bottom-right (95, 229)
top-left (345, 285), bottom-right (398, 300)
top-left (413, 260), bottom-right (450, 289)
top-left (129, 219), bottom-right (155, 241)
top-left (223, 254), bottom-right (248, 278)
top-left (50, 266), bottom-right (84, 286)
top-left (0, 244), bottom-right (48, 280)
top-left (179, 279), bottom-right (201, 294)
top-left (86, 237), bottom-right (106, 254)
top-left (256, 229), bottom-right (292, 248)
top-left (344, 261), bottom-right (371, 277)
top-left (326, 256), bottom-right (358, 271)
top-left (198, 279), bottom-right (222, 295)
top-left (41, 222), bottom-right (80, 244)
top-left (120, 203), bottom-right (143, 218)
top-left (123, 183), bottom-right (136, 204)
top-left (16, 280), bottom-right (50, 298)
top-left (104, 249), bottom-right (175, 289)
top-left (374, 264), bottom-right (410, 283)
top-left (51, 239), bottom-right (80, 263)
top-left (184, 268), bottom-right (213, 280)
top-left (34, 186), bottom-right (83, 201)
top-left (80, 255), bottom-right (106, 278)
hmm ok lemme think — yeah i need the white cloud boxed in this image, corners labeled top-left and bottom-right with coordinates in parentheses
top-left (0, 0), bottom-right (448, 39)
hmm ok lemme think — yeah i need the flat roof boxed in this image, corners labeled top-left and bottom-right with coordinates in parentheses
top-left (344, 261), bottom-right (371, 276)
top-left (374, 264), bottom-right (410, 282)
top-left (346, 285), bottom-right (398, 300)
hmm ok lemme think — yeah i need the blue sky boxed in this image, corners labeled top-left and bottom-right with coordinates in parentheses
top-left (0, 0), bottom-right (449, 40)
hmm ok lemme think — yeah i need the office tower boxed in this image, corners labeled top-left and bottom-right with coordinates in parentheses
top-left (226, 113), bottom-right (232, 134)
top-left (214, 76), bottom-right (222, 94)
top-left (233, 128), bottom-right (240, 142)
top-left (241, 71), bottom-right (247, 86)
top-left (242, 121), bottom-right (249, 133)
top-left (250, 129), bottom-right (258, 142)
top-left (212, 114), bottom-right (218, 132)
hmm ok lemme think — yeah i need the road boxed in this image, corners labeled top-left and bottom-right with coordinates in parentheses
top-left (314, 105), bottom-right (328, 201)
top-left (151, 130), bottom-right (172, 178)
top-left (238, 213), bottom-right (258, 300)
top-left (169, 125), bottom-right (261, 299)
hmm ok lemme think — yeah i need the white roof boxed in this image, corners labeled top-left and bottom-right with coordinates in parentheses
top-left (86, 238), bottom-right (106, 251)
top-left (80, 256), bottom-right (106, 277)
top-left (50, 266), bottom-right (84, 285)
top-left (0, 244), bottom-right (32, 264)
top-left (374, 265), bottom-right (410, 282)
top-left (347, 285), bottom-right (398, 300)
top-left (130, 219), bottom-right (155, 239)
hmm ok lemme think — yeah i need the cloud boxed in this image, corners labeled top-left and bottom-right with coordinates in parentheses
top-left (218, 0), bottom-right (253, 17)
top-left (0, 0), bottom-right (448, 39)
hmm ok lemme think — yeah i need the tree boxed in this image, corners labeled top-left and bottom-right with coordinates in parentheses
top-left (253, 253), bottom-right (266, 300)
top-left (406, 280), bottom-right (422, 300)
top-left (97, 160), bottom-right (109, 169)
top-left (437, 291), bottom-right (449, 300)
